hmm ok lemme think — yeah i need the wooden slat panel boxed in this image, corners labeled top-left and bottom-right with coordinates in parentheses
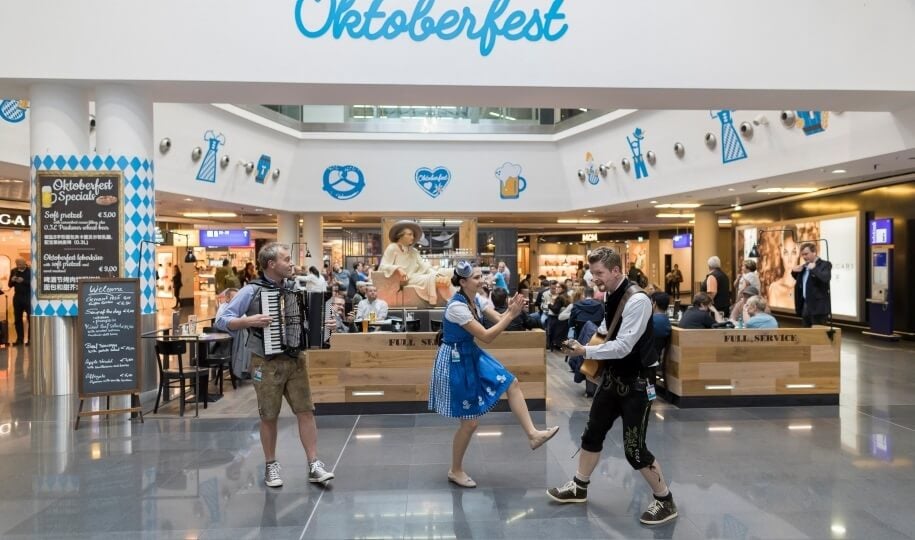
top-left (731, 377), bottom-right (777, 395)
top-left (308, 351), bottom-right (351, 368)
top-left (698, 362), bottom-right (799, 380)
top-left (798, 362), bottom-right (840, 377)
top-left (810, 345), bottom-right (841, 363)
top-left (308, 368), bottom-right (341, 387)
top-left (340, 368), bottom-right (431, 385)
top-left (311, 388), bottom-right (346, 402)
top-left (348, 350), bottom-right (436, 369)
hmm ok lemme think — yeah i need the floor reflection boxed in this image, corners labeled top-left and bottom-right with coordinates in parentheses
top-left (0, 331), bottom-right (912, 538)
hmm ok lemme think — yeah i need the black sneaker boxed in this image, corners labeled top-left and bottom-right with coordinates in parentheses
top-left (639, 498), bottom-right (678, 525)
top-left (546, 479), bottom-right (588, 503)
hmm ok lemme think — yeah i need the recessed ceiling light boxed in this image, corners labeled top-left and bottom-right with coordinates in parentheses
top-left (657, 213), bottom-right (696, 218)
top-left (654, 203), bottom-right (701, 209)
top-left (757, 187), bottom-right (819, 193)
top-left (650, 200), bottom-right (658, 204)
top-left (182, 212), bottom-right (238, 218)
top-left (718, 219), bottom-right (733, 224)
top-left (586, 209), bottom-right (595, 213)
top-left (557, 219), bottom-right (601, 224)
top-left (831, 169), bottom-right (847, 174)
top-left (254, 208), bottom-right (263, 212)
top-left (727, 188), bottom-right (735, 191)
top-left (183, 198), bottom-right (193, 202)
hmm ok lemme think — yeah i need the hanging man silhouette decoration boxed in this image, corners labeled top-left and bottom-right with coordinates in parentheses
top-left (627, 127), bottom-right (648, 179)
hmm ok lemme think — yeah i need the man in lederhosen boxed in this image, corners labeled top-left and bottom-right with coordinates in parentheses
top-left (546, 247), bottom-right (678, 526)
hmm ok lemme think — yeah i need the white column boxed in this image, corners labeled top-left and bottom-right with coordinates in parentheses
top-left (692, 210), bottom-right (719, 294)
top-left (300, 213), bottom-right (322, 270)
top-left (95, 85), bottom-right (152, 156)
top-left (95, 84), bottom-right (157, 394)
top-left (30, 84), bottom-right (89, 154)
top-left (29, 84), bottom-right (89, 397)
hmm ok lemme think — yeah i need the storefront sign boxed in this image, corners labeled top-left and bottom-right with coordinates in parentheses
top-left (0, 210), bottom-right (31, 229)
top-left (36, 171), bottom-right (123, 298)
top-left (294, 0), bottom-right (569, 57)
top-left (199, 229), bottom-right (252, 248)
top-left (582, 233), bottom-right (598, 242)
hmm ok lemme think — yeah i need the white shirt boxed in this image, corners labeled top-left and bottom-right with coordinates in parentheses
top-left (445, 300), bottom-right (483, 325)
top-left (583, 269), bottom-right (593, 287)
top-left (296, 274), bottom-right (327, 293)
top-left (355, 298), bottom-right (388, 321)
top-left (583, 280), bottom-right (652, 360)
top-left (476, 292), bottom-right (493, 313)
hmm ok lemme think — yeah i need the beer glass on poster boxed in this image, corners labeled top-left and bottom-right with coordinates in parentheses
top-left (747, 230), bottom-right (834, 340)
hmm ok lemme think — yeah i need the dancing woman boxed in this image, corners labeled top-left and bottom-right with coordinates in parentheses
top-left (429, 261), bottom-right (559, 488)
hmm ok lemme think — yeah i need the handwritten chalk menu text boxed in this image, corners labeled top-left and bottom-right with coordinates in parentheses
top-left (36, 171), bottom-right (123, 298)
top-left (77, 279), bottom-right (141, 396)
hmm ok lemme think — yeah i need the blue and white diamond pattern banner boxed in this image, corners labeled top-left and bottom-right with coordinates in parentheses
top-left (30, 155), bottom-right (156, 316)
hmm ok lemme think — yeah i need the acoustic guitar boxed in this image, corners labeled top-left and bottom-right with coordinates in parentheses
top-left (578, 333), bottom-right (608, 382)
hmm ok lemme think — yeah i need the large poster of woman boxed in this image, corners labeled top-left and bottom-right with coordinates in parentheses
top-left (737, 214), bottom-right (859, 320)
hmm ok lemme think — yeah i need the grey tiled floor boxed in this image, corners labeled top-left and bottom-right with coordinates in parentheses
top-left (1, 334), bottom-right (914, 539)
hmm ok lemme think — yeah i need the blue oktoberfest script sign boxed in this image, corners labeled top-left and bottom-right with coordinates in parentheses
top-left (294, 0), bottom-right (569, 57)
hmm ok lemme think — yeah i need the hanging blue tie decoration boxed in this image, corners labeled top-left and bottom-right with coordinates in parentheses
top-left (196, 130), bottom-right (226, 183)
top-left (627, 127), bottom-right (648, 179)
top-left (711, 110), bottom-right (747, 164)
top-left (796, 111), bottom-right (826, 135)
top-left (0, 99), bottom-right (28, 123)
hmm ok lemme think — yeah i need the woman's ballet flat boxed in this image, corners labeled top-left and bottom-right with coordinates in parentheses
top-left (447, 471), bottom-right (477, 488)
top-left (530, 426), bottom-right (560, 451)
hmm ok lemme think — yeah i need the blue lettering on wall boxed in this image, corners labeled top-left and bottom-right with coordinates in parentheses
top-left (294, 0), bottom-right (569, 57)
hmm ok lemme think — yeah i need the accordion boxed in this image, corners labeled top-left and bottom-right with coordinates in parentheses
top-left (260, 287), bottom-right (307, 355)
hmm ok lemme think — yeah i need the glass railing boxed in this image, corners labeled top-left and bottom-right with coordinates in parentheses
top-left (257, 105), bottom-right (599, 133)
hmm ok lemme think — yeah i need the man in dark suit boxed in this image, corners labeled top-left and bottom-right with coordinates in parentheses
top-left (791, 242), bottom-right (832, 327)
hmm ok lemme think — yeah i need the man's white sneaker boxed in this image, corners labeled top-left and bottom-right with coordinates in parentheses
top-left (265, 461), bottom-right (283, 488)
top-left (308, 460), bottom-right (335, 484)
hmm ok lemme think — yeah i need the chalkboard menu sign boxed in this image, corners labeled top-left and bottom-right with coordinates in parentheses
top-left (36, 171), bottom-right (123, 299)
top-left (77, 278), bottom-right (141, 397)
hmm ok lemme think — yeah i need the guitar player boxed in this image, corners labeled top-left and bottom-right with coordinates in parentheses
top-left (546, 247), bottom-right (679, 527)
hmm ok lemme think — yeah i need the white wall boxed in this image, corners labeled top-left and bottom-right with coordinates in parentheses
top-left (557, 108), bottom-right (915, 211)
top-left (1, 1), bottom-right (914, 109)
top-left (153, 104), bottom-right (565, 213)
top-left (6, 102), bottom-right (915, 216)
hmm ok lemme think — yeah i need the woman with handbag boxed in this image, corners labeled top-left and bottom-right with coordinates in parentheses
top-left (428, 261), bottom-right (559, 488)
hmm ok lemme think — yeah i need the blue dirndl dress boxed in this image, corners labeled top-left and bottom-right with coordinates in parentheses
top-left (428, 294), bottom-right (515, 419)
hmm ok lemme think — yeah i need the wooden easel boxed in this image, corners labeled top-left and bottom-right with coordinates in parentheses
top-left (74, 393), bottom-right (144, 430)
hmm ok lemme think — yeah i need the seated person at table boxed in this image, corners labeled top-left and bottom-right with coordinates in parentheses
top-left (650, 292), bottom-right (672, 341)
top-left (216, 288), bottom-right (239, 318)
top-left (355, 284), bottom-right (388, 321)
top-left (744, 296), bottom-right (779, 329)
top-left (352, 281), bottom-right (368, 305)
top-left (729, 285), bottom-right (770, 323)
top-left (491, 287), bottom-right (534, 331)
top-left (570, 286), bottom-right (605, 334)
top-left (325, 295), bottom-right (354, 338)
top-left (679, 292), bottom-right (724, 329)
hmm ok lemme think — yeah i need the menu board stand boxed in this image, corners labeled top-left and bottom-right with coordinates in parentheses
top-left (74, 278), bottom-right (144, 430)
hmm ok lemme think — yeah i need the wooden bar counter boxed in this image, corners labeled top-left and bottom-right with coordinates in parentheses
top-left (307, 331), bottom-right (547, 414)
top-left (662, 326), bottom-right (841, 408)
